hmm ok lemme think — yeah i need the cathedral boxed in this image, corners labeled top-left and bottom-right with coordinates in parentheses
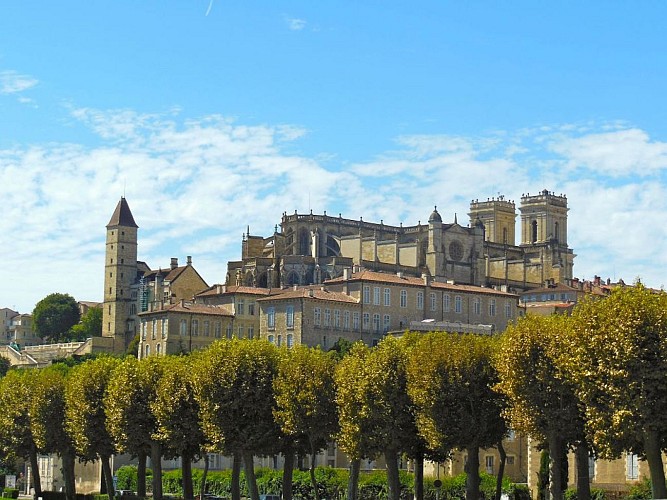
top-left (227, 189), bottom-right (575, 293)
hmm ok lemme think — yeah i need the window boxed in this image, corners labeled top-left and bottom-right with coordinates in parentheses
top-left (237, 299), bottom-right (245, 315)
top-left (473, 298), bottom-right (481, 315)
top-left (373, 287), bottom-right (381, 305)
top-left (353, 312), bottom-right (360, 330)
top-left (141, 321), bottom-right (147, 341)
top-left (286, 305), bottom-right (294, 329)
top-left (384, 288), bottom-right (391, 306)
top-left (287, 333), bottom-right (294, 348)
top-left (506, 455), bottom-right (515, 466)
top-left (443, 294), bottom-right (451, 312)
top-left (485, 456), bottom-right (494, 474)
top-left (489, 299), bottom-right (496, 317)
top-left (226, 324), bottom-right (233, 339)
top-left (248, 302), bottom-right (255, 315)
top-left (400, 290), bottom-right (407, 308)
top-left (589, 457), bottom-right (595, 480)
top-left (156, 344), bottom-right (161, 355)
top-left (161, 318), bottom-right (168, 339)
top-left (626, 453), bottom-right (639, 480)
top-left (277, 335), bottom-right (282, 346)
top-left (192, 319), bottom-right (199, 336)
top-left (455, 295), bottom-right (462, 313)
top-left (372, 314), bottom-right (380, 333)
top-left (343, 311), bottom-right (350, 330)
top-left (363, 313), bottom-right (370, 331)
top-left (383, 314), bottom-right (390, 333)
top-left (267, 307), bottom-right (276, 329)
top-left (145, 344), bottom-right (150, 357)
top-left (248, 326), bottom-right (254, 339)
top-left (152, 319), bottom-right (157, 340)
top-left (334, 309), bottom-right (340, 329)
top-left (268, 334), bottom-right (275, 344)
top-left (323, 335), bottom-right (327, 348)
top-left (363, 286), bottom-right (371, 304)
top-left (324, 308), bottom-right (331, 327)
top-left (214, 322), bottom-right (221, 338)
top-left (430, 293), bottom-right (437, 311)
top-left (203, 320), bottom-right (210, 337)
top-left (237, 326), bottom-right (244, 338)
top-left (505, 301), bottom-right (512, 318)
top-left (180, 319), bottom-right (187, 336)
top-left (314, 307), bottom-right (321, 326)
top-left (416, 291), bottom-right (424, 310)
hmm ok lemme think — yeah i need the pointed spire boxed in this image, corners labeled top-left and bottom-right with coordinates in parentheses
top-left (107, 197), bottom-right (138, 228)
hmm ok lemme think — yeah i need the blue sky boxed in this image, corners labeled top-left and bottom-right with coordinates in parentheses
top-left (3, 1), bottom-right (667, 312)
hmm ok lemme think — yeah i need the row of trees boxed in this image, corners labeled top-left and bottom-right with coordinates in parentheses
top-left (2, 284), bottom-right (665, 500)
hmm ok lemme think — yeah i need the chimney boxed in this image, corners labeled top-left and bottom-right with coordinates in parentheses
top-left (216, 284), bottom-right (223, 294)
top-left (171, 258), bottom-right (178, 270)
top-left (187, 256), bottom-right (192, 265)
top-left (308, 289), bottom-right (314, 298)
top-left (343, 268), bottom-right (351, 280)
top-left (422, 273), bottom-right (431, 286)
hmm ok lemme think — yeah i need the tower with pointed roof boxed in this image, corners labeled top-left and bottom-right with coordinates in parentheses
top-left (103, 197), bottom-right (139, 350)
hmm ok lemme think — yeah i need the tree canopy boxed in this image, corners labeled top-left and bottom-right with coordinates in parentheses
top-left (70, 306), bottom-right (102, 340)
top-left (33, 293), bottom-right (80, 342)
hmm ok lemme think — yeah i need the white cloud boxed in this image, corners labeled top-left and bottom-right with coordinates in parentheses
top-left (3, 112), bottom-right (667, 311)
top-left (286, 17), bottom-right (307, 31)
top-left (0, 70), bottom-right (38, 94)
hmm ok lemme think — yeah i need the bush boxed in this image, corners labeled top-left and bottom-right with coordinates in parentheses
top-left (115, 465), bottom-right (153, 492)
top-left (626, 478), bottom-right (652, 500)
top-left (1, 489), bottom-right (18, 499)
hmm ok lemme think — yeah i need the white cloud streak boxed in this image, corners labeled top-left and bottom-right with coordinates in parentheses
top-left (0, 70), bottom-right (38, 94)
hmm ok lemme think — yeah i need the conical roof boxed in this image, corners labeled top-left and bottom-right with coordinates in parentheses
top-left (107, 197), bottom-right (138, 228)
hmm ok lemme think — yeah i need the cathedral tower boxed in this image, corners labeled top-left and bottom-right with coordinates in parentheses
top-left (468, 196), bottom-right (516, 245)
top-left (519, 190), bottom-right (568, 246)
top-left (103, 197), bottom-right (139, 349)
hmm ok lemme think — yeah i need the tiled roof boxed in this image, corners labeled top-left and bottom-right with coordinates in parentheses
top-left (520, 283), bottom-right (579, 296)
top-left (257, 287), bottom-right (360, 304)
top-left (107, 197), bottom-right (138, 228)
top-left (325, 270), bottom-right (517, 297)
top-left (196, 285), bottom-right (277, 297)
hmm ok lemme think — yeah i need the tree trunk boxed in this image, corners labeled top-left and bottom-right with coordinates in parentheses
top-left (243, 451), bottom-right (259, 500)
top-left (548, 434), bottom-right (564, 500)
top-left (385, 448), bottom-right (401, 500)
top-left (465, 445), bottom-right (481, 500)
top-left (101, 455), bottom-right (115, 499)
top-left (310, 445), bottom-right (320, 500)
top-left (62, 449), bottom-right (76, 500)
top-left (137, 450), bottom-right (147, 497)
top-left (644, 428), bottom-right (667, 499)
top-left (574, 442), bottom-right (591, 500)
top-left (231, 453), bottom-right (241, 500)
top-left (283, 451), bottom-right (295, 500)
top-left (413, 453), bottom-right (424, 500)
top-left (347, 459), bottom-right (360, 500)
top-left (29, 450), bottom-right (42, 498)
top-left (151, 441), bottom-right (164, 500)
top-left (495, 441), bottom-right (507, 500)
top-left (182, 454), bottom-right (194, 500)
top-left (199, 452), bottom-right (209, 500)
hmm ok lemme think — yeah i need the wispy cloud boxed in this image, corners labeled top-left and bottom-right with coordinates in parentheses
top-left (0, 70), bottom-right (38, 94)
top-left (286, 17), bottom-right (307, 31)
top-left (3, 111), bottom-right (667, 311)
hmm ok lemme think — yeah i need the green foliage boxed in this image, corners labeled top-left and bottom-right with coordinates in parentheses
top-left (0, 369), bottom-right (38, 461)
top-left (125, 335), bottom-right (140, 358)
top-left (625, 478), bottom-right (652, 500)
top-left (69, 306), bottom-right (103, 341)
top-left (115, 465), bottom-right (152, 492)
top-left (2, 488), bottom-right (19, 498)
top-left (0, 359), bottom-right (10, 378)
top-left (51, 353), bottom-right (101, 367)
top-left (564, 487), bottom-right (607, 500)
top-left (32, 293), bottom-right (80, 342)
top-left (537, 450), bottom-right (550, 500)
top-left (327, 338), bottom-right (357, 361)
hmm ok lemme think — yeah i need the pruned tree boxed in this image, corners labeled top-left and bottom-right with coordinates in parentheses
top-left (408, 333), bottom-right (507, 500)
top-left (33, 293), bottom-right (80, 342)
top-left (274, 345), bottom-right (339, 500)
top-left (65, 356), bottom-right (120, 498)
top-left (495, 314), bottom-right (589, 500)
top-left (30, 365), bottom-right (77, 500)
top-left (193, 339), bottom-right (281, 500)
top-left (0, 369), bottom-right (42, 497)
top-left (566, 284), bottom-right (667, 499)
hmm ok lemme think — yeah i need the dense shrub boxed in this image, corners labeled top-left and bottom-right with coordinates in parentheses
top-left (1, 488), bottom-right (18, 499)
top-left (115, 465), bottom-right (153, 492)
top-left (565, 487), bottom-right (607, 500)
top-left (626, 478), bottom-right (652, 500)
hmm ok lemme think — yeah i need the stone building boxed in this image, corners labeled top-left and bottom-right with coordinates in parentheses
top-left (227, 190), bottom-right (575, 294)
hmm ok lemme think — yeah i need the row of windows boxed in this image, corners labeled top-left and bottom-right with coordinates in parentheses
top-left (234, 299), bottom-right (256, 316)
top-left (142, 319), bottom-right (254, 340)
top-left (313, 307), bottom-right (390, 334)
top-left (267, 333), bottom-right (294, 348)
top-left (267, 306), bottom-right (295, 330)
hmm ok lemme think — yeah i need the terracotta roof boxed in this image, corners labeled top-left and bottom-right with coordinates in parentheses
top-left (196, 285), bottom-right (277, 297)
top-left (326, 270), bottom-right (517, 297)
top-left (139, 302), bottom-right (234, 317)
top-left (258, 287), bottom-right (360, 304)
top-left (107, 197), bottom-right (138, 228)
top-left (520, 282), bottom-right (579, 296)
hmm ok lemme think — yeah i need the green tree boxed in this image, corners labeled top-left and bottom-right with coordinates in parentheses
top-left (566, 284), bottom-right (667, 499)
top-left (33, 293), bottom-right (80, 342)
top-left (327, 338), bottom-right (356, 361)
top-left (66, 356), bottom-right (120, 497)
top-left (408, 333), bottom-right (507, 500)
top-left (69, 306), bottom-right (102, 340)
top-left (193, 339), bottom-right (281, 500)
top-left (335, 337), bottom-right (420, 500)
top-left (126, 334), bottom-right (140, 358)
top-left (153, 355), bottom-right (206, 500)
top-left (0, 358), bottom-right (10, 378)
top-left (30, 365), bottom-right (77, 500)
top-left (495, 315), bottom-right (587, 500)
top-left (274, 345), bottom-right (339, 500)
top-left (0, 369), bottom-right (42, 497)
top-left (105, 357), bottom-right (164, 498)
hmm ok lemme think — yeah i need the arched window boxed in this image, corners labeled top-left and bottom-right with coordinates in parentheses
top-left (554, 222), bottom-right (559, 242)
top-left (531, 220), bottom-right (538, 243)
